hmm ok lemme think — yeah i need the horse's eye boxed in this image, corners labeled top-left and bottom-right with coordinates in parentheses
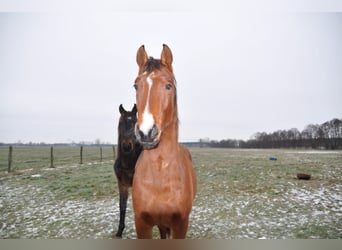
top-left (166, 83), bottom-right (172, 90)
top-left (133, 84), bottom-right (138, 90)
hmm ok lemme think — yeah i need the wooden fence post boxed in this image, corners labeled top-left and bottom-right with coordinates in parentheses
top-left (100, 147), bottom-right (103, 162)
top-left (8, 146), bottom-right (13, 173)
top-left (80, 146), bottom-right (83, 164)
top-left (50, 146), bottom-right (54, 168)
top-left (112, 146), bottom-right (116, 160)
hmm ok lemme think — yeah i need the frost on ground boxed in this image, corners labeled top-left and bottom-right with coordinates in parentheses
top-left (188, 184), bottom-right (342, 239)
top-left (0, 149), bottom-right (341, 239)
top-left (1, 177), bottom-right (341, 239)
top-left (0, 183), bottom-right (128, 239)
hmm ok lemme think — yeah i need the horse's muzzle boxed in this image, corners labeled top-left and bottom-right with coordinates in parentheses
top-left (135, 124), bottom-right (159, 149)
top-left (121, 141), bottom-right (134, 153)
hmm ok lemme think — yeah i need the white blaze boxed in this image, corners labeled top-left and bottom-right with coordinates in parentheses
top-left (139, 75), bottom-right (155, 135)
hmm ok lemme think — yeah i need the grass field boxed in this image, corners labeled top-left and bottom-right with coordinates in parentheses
top-left (0, 147), bottom-right (341, 239)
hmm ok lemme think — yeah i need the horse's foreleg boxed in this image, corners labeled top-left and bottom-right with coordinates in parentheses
top-left (115, 183), bottom-right (129, 238)
top-left (134, 214), bottom-right (153, 239)
top-left (171, 216), bottom-right (189, 239)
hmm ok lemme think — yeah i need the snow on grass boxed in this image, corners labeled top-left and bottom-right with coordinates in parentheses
top-left (1, 149), bottom-right (341, 239)
top-left (188, 183), bottom-right (342, 239)
top-left (290, 151), bottom-right (342, 154)
top-left (1, 183), bottom-right (341, 239)
top-left (0, 182), bottom-right (122, 239)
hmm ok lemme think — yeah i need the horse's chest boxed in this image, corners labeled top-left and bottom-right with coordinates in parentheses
top-left (115, 159), bottom-right (136, 184)
top-left (136, 159), bottom-right (184, 195)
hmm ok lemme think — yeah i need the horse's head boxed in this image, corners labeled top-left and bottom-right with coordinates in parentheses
top-left (118, 104), bottom-right (139, 154)
top-left (133, 44), bottom-right (178, 149)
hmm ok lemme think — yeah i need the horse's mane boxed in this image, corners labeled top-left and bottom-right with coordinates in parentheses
top-left (144, 57), bottom-right (161, 73)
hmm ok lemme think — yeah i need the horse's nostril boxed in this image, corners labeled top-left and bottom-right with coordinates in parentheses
top-left (150, 125), bottom-right (158, 139)
top-left (139, 130), bottom-right (145, 140)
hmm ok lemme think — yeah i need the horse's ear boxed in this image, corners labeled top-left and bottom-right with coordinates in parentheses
top-left (119, 104), bottom-right (125, 114)
top-left (160, 44), bottom-right (173, 72)
top-left (132, 104), bottom-right (137, 114)
top-left (136, 45), bottom-right (148, 71)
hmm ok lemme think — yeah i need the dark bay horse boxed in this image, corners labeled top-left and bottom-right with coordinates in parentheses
top-left (113, 104), bottom-right (142, 238)
top-left (132, 44), bottom-right (197, 239)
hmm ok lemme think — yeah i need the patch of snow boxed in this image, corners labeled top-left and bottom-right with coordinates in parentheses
top-left (290, 151), bottom-right (342, 154)
top-left (30, 174), bottom-right (42, 178)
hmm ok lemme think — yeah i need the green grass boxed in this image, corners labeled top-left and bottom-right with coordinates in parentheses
top-left (0, 147), bottom-right (341, 239)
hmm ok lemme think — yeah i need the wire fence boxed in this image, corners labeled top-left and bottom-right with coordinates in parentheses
top-left (0, 146), bottom-right (116, 173)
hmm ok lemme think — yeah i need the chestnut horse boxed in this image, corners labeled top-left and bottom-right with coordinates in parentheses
top-left (114, 104), bottom-right (142, 238)
top-left (132, 44), bottom-right (197, 239)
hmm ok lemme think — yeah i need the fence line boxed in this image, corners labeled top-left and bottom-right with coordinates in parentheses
top-left (1, 146), bottom-right (117, 173)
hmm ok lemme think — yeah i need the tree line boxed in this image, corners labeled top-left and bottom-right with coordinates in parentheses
top-left (204, 118), bottom-right (342, 149)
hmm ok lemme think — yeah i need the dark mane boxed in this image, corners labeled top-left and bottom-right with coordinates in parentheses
top-left (144, 57), bottom-right (161, 73)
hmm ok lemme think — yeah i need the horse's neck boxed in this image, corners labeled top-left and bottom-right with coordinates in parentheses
top-left (157, 121), bottom-right (179, 151)
top-left (118, 150), bottom-right (139, 164)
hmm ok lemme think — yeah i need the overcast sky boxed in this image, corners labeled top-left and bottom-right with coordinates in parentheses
top-left (1, 1), bottom-right (342, 143)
